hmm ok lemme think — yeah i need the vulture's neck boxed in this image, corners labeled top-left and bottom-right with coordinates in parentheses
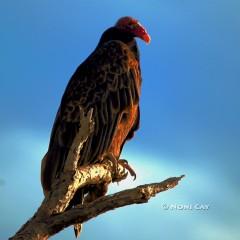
top-left (97, 27), bottom-right (140, 61)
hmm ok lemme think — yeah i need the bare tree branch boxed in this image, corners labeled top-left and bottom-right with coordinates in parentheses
top-left (9, 108), bottom-right (185, 240)
top-left (10, 175), bottom-right (184, 240)
top-left (47, 175), bottom-right (185, 236)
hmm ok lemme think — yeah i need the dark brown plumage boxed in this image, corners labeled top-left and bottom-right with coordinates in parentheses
top-left (40, 16), bottom-right (150, 237)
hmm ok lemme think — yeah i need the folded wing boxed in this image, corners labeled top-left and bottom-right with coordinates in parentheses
top-left (41, 41), bottom-right (141, 192)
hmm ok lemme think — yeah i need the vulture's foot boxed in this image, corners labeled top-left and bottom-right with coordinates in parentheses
top-left (102, 152), bottom-right (128, 182)
top-left (118, 159), bottom-right (136, 180)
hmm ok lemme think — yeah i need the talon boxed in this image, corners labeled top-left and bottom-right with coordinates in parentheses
top-left (101, 154), bottom-right (136, 181)
top-left (119, 159), bottom-right (137, 180)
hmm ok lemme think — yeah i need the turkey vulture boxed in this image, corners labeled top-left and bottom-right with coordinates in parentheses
top-left (41, 16), bottom-right (150, 237)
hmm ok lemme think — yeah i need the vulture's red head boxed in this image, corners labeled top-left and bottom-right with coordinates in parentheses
top-left (115, 16), bottom-right (151, 44)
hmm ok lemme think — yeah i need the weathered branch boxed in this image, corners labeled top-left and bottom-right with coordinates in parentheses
top-left (9, 107), bottom-right (185, 240)
top-left (10, 175), bottom-right (184, 240)
top-left (46, 175), bottom-right (185, 236)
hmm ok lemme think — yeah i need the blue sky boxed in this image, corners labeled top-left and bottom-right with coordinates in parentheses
top-left (0, 1), bottom-right (240, 239)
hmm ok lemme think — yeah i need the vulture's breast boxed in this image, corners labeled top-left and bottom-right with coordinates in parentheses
top-left (108, 103), bottom-right (139, 158)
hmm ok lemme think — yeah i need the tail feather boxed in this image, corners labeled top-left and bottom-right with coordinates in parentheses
top-left (74, 224), bottom-right (82, 238)
top-left (71, 189), bottom-right (85, 238)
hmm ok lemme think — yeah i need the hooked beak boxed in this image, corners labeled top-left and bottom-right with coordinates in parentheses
top-left (133, 22), bottom-right (151, 44)
top-left (141, 32), bottom-right (151, 44)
